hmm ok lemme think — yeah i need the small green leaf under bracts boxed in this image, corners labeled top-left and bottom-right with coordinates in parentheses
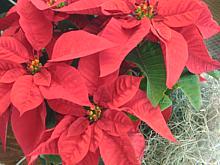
top-left (177, 74), bottom-right (202, 111)
top-left (41, 155), bottom-right (62, 164)
top-left (127, 41), bottom-right (167, 107)
top-left (159, 95), bottom-right (172, 111)
top-left (127, 113), bottom-right (139, 121)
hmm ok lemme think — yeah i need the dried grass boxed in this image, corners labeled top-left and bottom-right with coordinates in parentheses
top-left (142, 75), bottom-right (220, 165)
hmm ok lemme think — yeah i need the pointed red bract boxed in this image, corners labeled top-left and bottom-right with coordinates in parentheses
top-left (160, 29), bottom-right (188, 89)
top-left (29, 116), bottom-right (75, 158)
top-left (0, 7), bottom-right (19, 31)
top-left (97, 110), bottom-right (134, 136)
top-left (0, 37), bottom-right (29, 63)
top-left (158, 0), bottom-right (203, 27)
top-left (162, 107), bottom-right (173, 122)
top-left (11, 75), bottom-right (44, 115)
top-left (48, 99), bottom-right (86, 116)
top-left (11, 103), bottom-right (46, 155)
top-left (0, 67), bottom-right (25, 84)
top-left (128, 132), bottom-right (145, 163)
top-left (125, 90), bottom-right (176, 142)
top-left (40, 63), bottom-right (91, 106)
top-left (33, 68), bottom-right (52, 87)
top-left (17, 0), bottom-right (53, 50)
top-left (99, 133), bottom-right (140, 165)
top-left (94, 75), bottom-right (142, 108)
top-left (50, 30), bottom-right (116, 62)
top-left (180, 25), bottom-right (220, 73)
top-left (58, 126), bottom-right (92, 164)
top-left (78, 55), bottom-right (100, 95)
top-left (77, 151), bottom-right (100, 165)
top-left (195, 2), bottom-right (220, 39)
top-left (99, 18), bottom-right (150, 77)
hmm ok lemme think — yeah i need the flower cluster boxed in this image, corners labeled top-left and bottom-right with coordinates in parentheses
top-left (0, 0), bottom-right (219, 164)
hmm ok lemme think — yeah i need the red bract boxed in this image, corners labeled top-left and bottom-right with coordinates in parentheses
top-left (16, 0), bottom-right (53, 50)
top-left (28, 56), bottom-right (175, 164)
top-left (178, 25), bottom-right (220, 74)
top-left (0, 30), bottom-right (115, 153)
top-left (29, 113), bottom-right (144, 165)
top-left (0, 28), bottom-right (115, 111)
top-left (30, 0), bottom-right (105, 15)
top-left (63, 0), bottom-right (219, 88)
top-left (78, 55), bottom-right (176, 141)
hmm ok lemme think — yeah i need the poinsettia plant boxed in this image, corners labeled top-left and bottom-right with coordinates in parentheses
top-left (0, 0), bottom-right (219, 164)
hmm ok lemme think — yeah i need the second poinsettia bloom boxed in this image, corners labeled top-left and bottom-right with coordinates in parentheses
top-left (66, 0), bottom-right (219, 89)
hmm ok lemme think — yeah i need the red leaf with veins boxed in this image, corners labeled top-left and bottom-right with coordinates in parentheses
top-left (78, 55), bottom-right (100, 95)
top-left (67, 117), bottom-right (90, 137)
top-left (89, 124), bottom-right (103, 152)
top-left (179, 25), bottom-right (220, 73)
top-left (99, 18), bottom-right (150, 77)
top-left (97, 110), bottom-right (134, 136)
top-left (0, 37), bottom-right (29, 63)
top-left (0, 61), bottom-right (23, 82)
top-left (58, 126), bottom-right (92, 164)
top-left (158, 0), bottom-right (203, 27)
top-left (0, 68), bottom-right (26, 84)
top-left (77, 150), bottom-right (100, 165)
top-left (128, 132), bottom-right (145, 163)
top-left (17, 0), bottom-right (53, 50)
top-left (195, 1), bottom-right (220, 39)
top-left (29, 116), bottom-right (76, 160)
top-left (50, 30), bottom-right (116, 62)
top-left (33, 68), bottom-right (51, 87)
top-left (11, 103), bottom-right (46, 155)
top-left (94, 75), bottom-right (142, 108)
top-left (40, 63), bottom-right (91, 106)
top-left (125, 90), bottom-right (176, 142)
top-left (99, 133), bottom-right (140, 165)
top-left (48, 99), bottom-right (86, 116)
top-left (160, 29), bottom-right (188, 89)
top-left (10, 75), bottom-right (44, 115)
top-left (0, 7), bottom-right (19, 31)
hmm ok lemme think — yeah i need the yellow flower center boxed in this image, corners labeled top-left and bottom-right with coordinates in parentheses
top-left (87, 105), bottom-right (102, 122)
top-left (134, 0), bottom-right (158, 20)
top-left (47, 0), bottom-right (67, 8)
top-left (27, 58), bottom-right (42, 75)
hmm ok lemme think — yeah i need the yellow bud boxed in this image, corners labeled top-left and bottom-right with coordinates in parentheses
top-left (35, 59), bottom-right (40, 64)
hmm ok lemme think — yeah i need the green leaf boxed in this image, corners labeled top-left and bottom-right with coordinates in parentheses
top-left (207, 70), bottom-right (220, 80)
top-left (41, 155), bottom-right (62, 164)
top-left (127, 41), bottom-right (167, 106)
top-left (127, 113), bottom-right (138, 121)
top-left (159, 95), bottom-right (172, 111)
top-left (177, 74), bottom-right (202, 111)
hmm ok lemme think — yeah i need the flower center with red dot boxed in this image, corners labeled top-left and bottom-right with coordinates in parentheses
top-left (27, 58), bottom-right (42, 75)
top-left (87, 105), bottom-right (102, 122)
top-left (134, 0), bottom-right (158, 20)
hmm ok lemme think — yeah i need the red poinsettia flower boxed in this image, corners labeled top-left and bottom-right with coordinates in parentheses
top-left (78, 55), bottom-right (176, 141)
top-left (29, 109), bottom-right (144, 164)
top-left (59, 0), bottom-right (219, 88)
top-left (28, 56), bottom-right (175, 164)
top-left (0, 30), bottom-right (115, 152)
top-left (0, 30), bottom-right (115, 112)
